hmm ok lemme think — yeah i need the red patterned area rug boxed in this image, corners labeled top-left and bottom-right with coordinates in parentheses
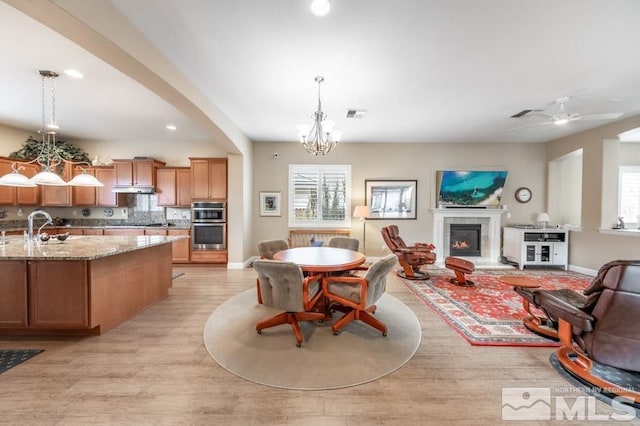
top-left (400, 268), bottom-right (592, 347)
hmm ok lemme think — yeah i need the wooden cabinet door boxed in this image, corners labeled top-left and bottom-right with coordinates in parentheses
top-left (16, 163), bottom-right (40, 205)
top-left (168, 229), bottom-right (190, 263)
top-left (28, 260), bottom-right (89, 328)
top-left (95, 168), bottom-right (126, 207)
top-left (209, 159), bottom-right (227, 199)
top-left (113, 161), bottom-right (133, 187)
top-left (134, 161), bottom-right (155, 187)
top-left (0, 159), bottom-right (17, 205)
top-left (190, 158), bottom-right (227, 200)
top-left (40, 163), bottom-right (71, 206)
top-left (0, 261), bottom-right (28, 327)
top-left (156, 168), bottom-right (176, 206)
top-left (190, 159), bottom-right (210, 199)
top-left (83, 228), bottom-right (104, 235)
top-left (71, 168), bottom-right (97, 206)
top-left (144, 229), bottom-right (167, 236)
top-left (177, 168), bottom-right (191, 206)
top-left (104, 228), bottom-right (145, 236)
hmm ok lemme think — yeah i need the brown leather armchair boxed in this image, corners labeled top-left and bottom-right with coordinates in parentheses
top-left (536, 260), bottom-right (640, 404)
top-left (381, 225), bottom-right (436, 279)
top-left (513, 259), bottom-right (622, 340)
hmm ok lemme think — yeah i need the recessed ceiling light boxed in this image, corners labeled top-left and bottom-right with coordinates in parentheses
top-left (64, 69), bottom-right (84, 79)
top-left (310, 0), bottom-right (330, 16)
top-left (166, 124), bottom-right (177, 131)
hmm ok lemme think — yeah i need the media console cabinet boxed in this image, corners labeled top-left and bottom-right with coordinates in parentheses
top-left (502, 227), bottom-right (569, 270)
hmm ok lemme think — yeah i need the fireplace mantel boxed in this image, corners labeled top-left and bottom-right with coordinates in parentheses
top-left (431, 208), bottom-right (507, 265)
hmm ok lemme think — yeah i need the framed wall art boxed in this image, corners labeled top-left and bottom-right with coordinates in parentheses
top-left (365, 179), bottom-right (417, 219)
top-left (259, 191), bottom-right (281, 216)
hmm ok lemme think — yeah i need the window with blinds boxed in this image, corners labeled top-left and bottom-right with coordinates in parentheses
top-left (619, 166), bottom-right (640, 226)
top-left (288, 164), bottom-right (351, 227)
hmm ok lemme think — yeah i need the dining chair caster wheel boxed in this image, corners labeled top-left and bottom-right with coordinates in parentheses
top-left (333, 330), bottom-right (341, 336)
top-left (382, 331), bottom-right (388, 337)
top-left (257, 330), bottom-right (262, 334)
top-left (296, 343), bottom-right (302, 348)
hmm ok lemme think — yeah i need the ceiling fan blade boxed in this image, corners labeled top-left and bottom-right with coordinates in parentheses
top-left (506, 121), bottom-right (554, 132)
top-left (578, 112), bottom-right (624, 121)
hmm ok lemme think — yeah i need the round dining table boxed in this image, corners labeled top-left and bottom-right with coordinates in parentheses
top-left (273, 246), bottom-right (366, 273)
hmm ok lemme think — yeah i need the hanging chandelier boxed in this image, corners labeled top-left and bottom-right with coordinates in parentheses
top-left (0, 70), bottom-right (103, 188)
top-left (297, 76), bottom-right (342, 156)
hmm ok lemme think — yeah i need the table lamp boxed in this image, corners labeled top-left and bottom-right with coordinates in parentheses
top-left (536, 212), bottom-right (550, 229)
top-left (353, 205), bottom-right (370, 254)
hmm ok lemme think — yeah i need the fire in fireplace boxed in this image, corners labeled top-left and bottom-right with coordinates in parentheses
top-left (450, 224), bottom-right (481, 257)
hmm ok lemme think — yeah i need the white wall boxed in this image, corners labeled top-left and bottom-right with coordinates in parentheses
top-left (548, 149), bottom-right (582, 227)
top-left (547, 115), bottom-right (640, 270)
top-left (252, 141), bottom-right (547, 257)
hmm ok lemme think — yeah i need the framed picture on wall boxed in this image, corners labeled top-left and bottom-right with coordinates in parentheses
top-left (259, 191), bottom-right (281, 216)
top-left (365, 179), bottom-right (418, 219)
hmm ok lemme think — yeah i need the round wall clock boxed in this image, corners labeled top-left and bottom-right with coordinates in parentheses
top-left (515, 187), bottom-right (532, 203)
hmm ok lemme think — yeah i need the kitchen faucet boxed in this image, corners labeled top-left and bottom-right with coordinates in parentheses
top-left (27, 209), bottom-right (53, 241)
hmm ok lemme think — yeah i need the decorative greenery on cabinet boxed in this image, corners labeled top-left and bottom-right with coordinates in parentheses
top-left (9, 136), bottom-right (91, 163)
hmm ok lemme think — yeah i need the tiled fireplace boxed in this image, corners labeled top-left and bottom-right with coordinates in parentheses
top-left (431, 208), bottom-right (507, 265)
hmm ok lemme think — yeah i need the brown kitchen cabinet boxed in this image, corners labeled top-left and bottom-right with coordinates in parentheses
top-left (66, 166), bottom-right (126, 207)
top-left (0, 157), bottom-right (40, 206)
top-left (190, 250), bottom-right (227, 264)
top-left (168, 229), bottom-right (190, 263)
top-left (40, 163), bottom-right (72, 206)
top-left (29, 260), bottom-right (89, 328)
top-left (156, 167), bottom-right (191, 206)
top-left (190, 158), bottom-right (227, 200)
top-left (94, 167), bottom-right (127, 207)
top-left (113, 158), bottom-right (166, 189)
top-left (103, 228), bottom-right (145, 236)
top-left (71, 167), bottom-right (97, 205)
top-left (0, 261), bottom-right (28, 327)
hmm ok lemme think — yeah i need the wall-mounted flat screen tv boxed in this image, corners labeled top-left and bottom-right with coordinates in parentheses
top-left (437, 170), bottom-right (508, 207)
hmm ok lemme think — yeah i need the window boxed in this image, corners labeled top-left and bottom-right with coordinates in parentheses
top-left (288, 164), bottom-right (351, 228)
top-left (619, 166), bottom-right (640, 227)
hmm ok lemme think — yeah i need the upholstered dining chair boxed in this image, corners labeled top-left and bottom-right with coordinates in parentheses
top-left (322, 254), bottom-right (397, 336)
top-left (381, 225), bottom-right (436, 279)
top-left (535, 260), bottom-right (640, 404)
top-left (328, 237), bottom-right (360, 252)
top-left (255, 239), bottom-right (289, 304)
top-left (253, 259), bottom-right (325, 347)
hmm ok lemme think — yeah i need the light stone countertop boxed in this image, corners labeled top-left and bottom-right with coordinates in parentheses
top-left (0, 235), bottom-right (183, 260)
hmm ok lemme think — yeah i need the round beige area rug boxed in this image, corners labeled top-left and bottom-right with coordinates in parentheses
top-left (203, 289), bottom-right (421, 390)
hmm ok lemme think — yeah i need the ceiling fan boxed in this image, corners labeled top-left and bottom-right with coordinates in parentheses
top-left (508, 96), bottom-right (624, 131)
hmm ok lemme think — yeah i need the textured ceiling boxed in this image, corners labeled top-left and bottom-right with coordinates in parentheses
top-left (2, 0), bottom-right (640, 147)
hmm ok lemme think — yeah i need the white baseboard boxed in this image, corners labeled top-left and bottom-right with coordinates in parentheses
top-left (229, 256), bottom-right (258, 269)
top-left (568, 264), bottom-right (597, 276)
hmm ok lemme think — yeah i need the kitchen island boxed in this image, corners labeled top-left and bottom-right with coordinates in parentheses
top-left (0, 235), bottom-right (175, 335)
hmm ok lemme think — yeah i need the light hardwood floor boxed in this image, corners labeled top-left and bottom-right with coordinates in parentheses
top-left (0, 266), bottom-right (633, 425)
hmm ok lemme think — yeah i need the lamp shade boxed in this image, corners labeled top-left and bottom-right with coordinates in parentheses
top-left (30, 170), bottom-right (68, 186)
top-left (353, 205), bottom-right (370, 219)
top-left (67, 171), bottom-right (105, 187)
top-left (536, 212), bottom-right (550, 223)
top-left (0, 169), bottom-right (37, 187)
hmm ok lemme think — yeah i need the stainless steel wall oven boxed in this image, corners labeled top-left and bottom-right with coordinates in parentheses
top-left (191, 202), bottom-right (226, 250)
top-left (191, 201), bottom-right (226, 222)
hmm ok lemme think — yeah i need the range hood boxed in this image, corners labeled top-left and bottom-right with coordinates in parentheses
top-left (111, 186), bottom-right (156, 194)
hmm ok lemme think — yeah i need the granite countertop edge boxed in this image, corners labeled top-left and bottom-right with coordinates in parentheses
top-left (0, 235), bottom-right (182, 260)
